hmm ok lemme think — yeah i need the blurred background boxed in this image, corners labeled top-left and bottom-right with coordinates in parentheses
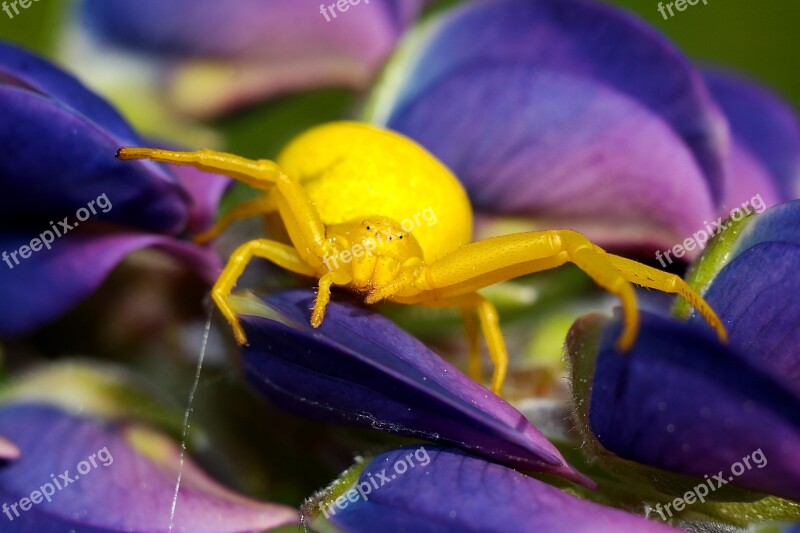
top-left (0, 0), bottom-right (796, 518)
top-left (2, 0), bottom-right (799, 157)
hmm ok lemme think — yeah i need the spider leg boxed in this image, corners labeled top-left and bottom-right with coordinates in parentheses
top-left (403, 230), bottom-right (639, 353)
top-left (116, 148), bottom-right (334, 268)
top-left (414, 293), bottom-right (507, 394)
top-left (460, 308), bottom-right (483, 384)
top-left (213, 239), bottom-right (317, 344)
top-left (364, 268), bottom-right (418, 305)
top-left (605, 254), bottom-right (728, 342)
top-left (311, 270), bottom-right (353, 328)
top-left (194, 195), bottom-right (276, 244)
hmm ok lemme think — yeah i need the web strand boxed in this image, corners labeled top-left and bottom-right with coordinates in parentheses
top-left (168, 308), bottom-right (213, 532)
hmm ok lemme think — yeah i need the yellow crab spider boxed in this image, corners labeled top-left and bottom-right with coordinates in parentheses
top-left (118, 121), bottom-right (727, 394)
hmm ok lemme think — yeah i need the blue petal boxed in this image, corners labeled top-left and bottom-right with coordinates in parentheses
top-left (690, 242), bottom-right (800, 386)
top-left (240, 289), bottom-right (592, 486)
top-left (588, 312), bottom-right (800, 501)
top-left (0, 42), bottom-right (140, 145)
top-left (705, 69), bottom-right (800, 203)
top-left (0, 230), bottom-right (220, 336)
top-left (733, 200), bottom-right (800, 254)
top-left (0, 403), bottom-right (298, 532)
top-left (322, 446), bottom-right (677, 532)
top-left (683, 201), bottom-right (800, 382)
top-left (0, 85), bottom-right (188, 234)
top-left (369, 0), bottom-right (727, 244)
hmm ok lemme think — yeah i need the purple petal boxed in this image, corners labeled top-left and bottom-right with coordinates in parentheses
top-left (240, 289), bottom-right (591, 486)
top-left (80, 0), bottom-right (426, 113)
top-left (370, 0), bottom-right (727, 247)
top-left (319, 446), bottom-right (676, 532)
top-left (0, 42), bottom-right (140, 145)
top-left (676, 200), bottom-right (800, 308)
top-left (0, 403), bottom-right (298, 532)
top-left (693, 200), bottom-right (800, 382)
top-left (170, 166), bottom-right (231, 234)
top-left (704, 68), bottom-right (800, 204)
top-left (0, 85), bottom-right (189, 234)
top-left (0, 435), bottom-right (20, 461)
top-left (584, 312), bottom-right (800, 501)
top-left (690, 242), bottom-right (800, 386)
top-left (732, 199), bottom-right (800, 254)
top-left (0, 230), bottom-right (220, 336)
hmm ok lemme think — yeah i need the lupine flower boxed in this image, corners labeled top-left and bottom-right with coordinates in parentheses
top-left (0, 42), bottom-right (225, 336)
top-left (305, 446), bottom-right (678, 532)
top-left (238, 290), bottom-right (591, 486)
top-left (3, 0), bottom-right (796, 530)
top-left (0, 363), bottom-right (298, 532)
top-left (77, 0), bottom-right (427, 118)
top-left (366, 0), bottom-right (799, 254)
top-left (228, 0), bottom-right (800, 529)
top-left (703, 69), bottom-right (800, 209)
top-left (568, 200), bottom-right (800, 501)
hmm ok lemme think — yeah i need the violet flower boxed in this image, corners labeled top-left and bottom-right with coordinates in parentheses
top-left (0, 42), bottom-right (225, 336)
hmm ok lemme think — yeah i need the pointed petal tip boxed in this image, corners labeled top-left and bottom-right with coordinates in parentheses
top-left (239, 289), bottom-right (590, 486)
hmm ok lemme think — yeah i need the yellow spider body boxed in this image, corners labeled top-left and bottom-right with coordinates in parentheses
top-left (277, 122), bottom-right (472, 262)
top-left (118, 121), bottom-right (728, 394)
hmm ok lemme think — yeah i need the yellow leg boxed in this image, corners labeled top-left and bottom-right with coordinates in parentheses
top-left (212, 239), bottom-right (316, 344)
top-left (409, 230), bottom-right (639, 352)
top-left (311, 270), bottom-right (352, 328)
top-left (194, 195), bottom-right (276, 244)
top-left (460, 308), bottom-right (483, 384)
top-left (117, 148), bottom-right (333, 265)
top-left (364, 268), bottom-right (417, 304)
top-left (606, 254), bottom-right (728, 342)
top-left (420, 293), bottom-right (508, 395)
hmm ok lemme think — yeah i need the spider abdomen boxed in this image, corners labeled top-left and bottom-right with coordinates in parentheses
top-left (277, 121), bottom-right (473, 261)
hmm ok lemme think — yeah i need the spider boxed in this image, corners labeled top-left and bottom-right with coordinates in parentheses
top-left (118, 121), bottom-right (727, 394)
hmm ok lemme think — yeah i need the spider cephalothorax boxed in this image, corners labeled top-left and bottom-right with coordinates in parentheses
top-left (118, 121), bottom-right (727, 394)
top-left (323, 216), bottom-right (425, 297)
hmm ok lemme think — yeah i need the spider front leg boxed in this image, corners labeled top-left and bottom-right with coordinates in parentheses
top-left (117, 147), bottom-right (335, 268)
top-left (311, 270), bottom-right (353, 328)
top-left (117, 147), bottom-right (337, 342)
top-left (213, 239), bottom-right (316, 344)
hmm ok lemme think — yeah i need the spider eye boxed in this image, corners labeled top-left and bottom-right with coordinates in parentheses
top-left (366, 225), bottom-right (371, 230)
top-left (399, 235), bottom-right (403, 239)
